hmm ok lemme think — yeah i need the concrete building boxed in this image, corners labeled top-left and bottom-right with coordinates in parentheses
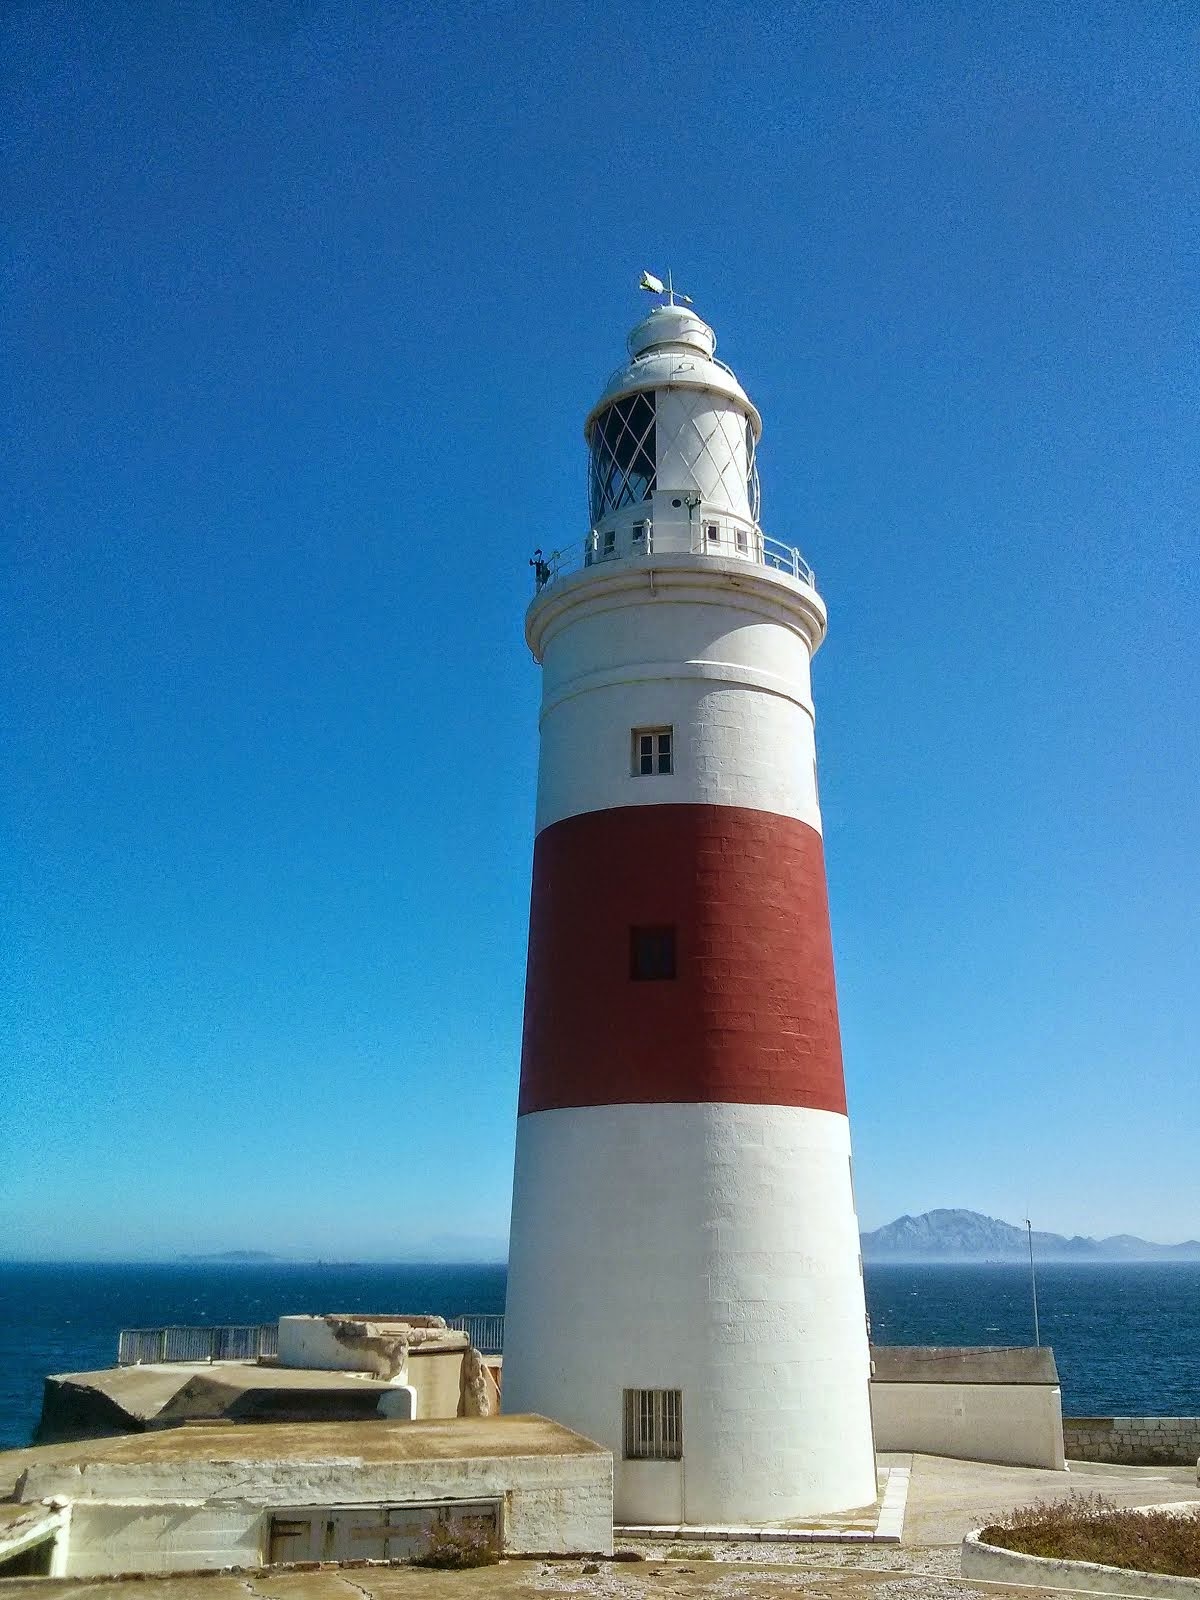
top-left (0, 1417), bottom-right (612, 1576)
top-left (504, 284), bottom-right (877, 1524)
top-left (36, 1315), bottom-right (500, 1444)
top-left (870, 1346), bottom-right (1066, 1470)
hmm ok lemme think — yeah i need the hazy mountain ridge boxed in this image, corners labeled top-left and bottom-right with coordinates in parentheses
top-left (861, 1209), bottom-right (1200, 1261)
top-left (179, 1250), bottom-right (281, 1262)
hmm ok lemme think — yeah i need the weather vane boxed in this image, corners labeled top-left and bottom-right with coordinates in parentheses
top-left (639, 269), bottom-right (692, 307)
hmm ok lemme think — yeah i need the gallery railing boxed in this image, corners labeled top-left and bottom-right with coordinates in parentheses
top-left (532, 520), bottom-right (814, 594)
top-left (116, 1316), bottom-right (505, 1365)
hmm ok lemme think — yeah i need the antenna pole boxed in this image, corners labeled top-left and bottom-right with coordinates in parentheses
top-left (1025, 1217), bottom-right (1041, 1347)
top-left (666, 269), bottom-right (675, 307)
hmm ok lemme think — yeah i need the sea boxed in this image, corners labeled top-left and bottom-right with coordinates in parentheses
top-left (1, 1260), bottom-right (1197, 1451)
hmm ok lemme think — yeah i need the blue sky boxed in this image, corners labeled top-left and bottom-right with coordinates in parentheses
top-left (3, 0), bottom-right (1197, 1260)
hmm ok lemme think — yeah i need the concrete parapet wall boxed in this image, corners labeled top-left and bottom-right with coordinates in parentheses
top-left (1064, 1418), bottom-right (1200, 1466)
top-left (872, 1380), bottom-right (1065, 1469)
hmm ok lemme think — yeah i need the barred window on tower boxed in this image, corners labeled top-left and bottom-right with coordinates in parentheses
top-left (623, 1389), bottom-right (683, 1460)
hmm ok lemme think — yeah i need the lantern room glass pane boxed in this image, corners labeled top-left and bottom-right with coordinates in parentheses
top-left (589, 393), bottom-right (656, 524)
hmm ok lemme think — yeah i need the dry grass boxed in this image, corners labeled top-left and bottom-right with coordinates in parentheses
top-left (980, 1493), bottom-right (1200, 1578)
top-left (411, 1518), bottom-right (501, 1569)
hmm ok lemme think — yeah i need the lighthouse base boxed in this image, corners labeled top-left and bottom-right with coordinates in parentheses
top-left (504, 1101), bottom-right (877, 1524)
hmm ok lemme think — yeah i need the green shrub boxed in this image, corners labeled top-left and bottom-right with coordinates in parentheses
top-left (981, 1494), bottom-right (1200, 1578)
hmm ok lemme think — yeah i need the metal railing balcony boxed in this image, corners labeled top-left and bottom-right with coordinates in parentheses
top-left (117, 1323), bottom-right (279, 1366)
top-left (531, 518), bottom-right (814, 596)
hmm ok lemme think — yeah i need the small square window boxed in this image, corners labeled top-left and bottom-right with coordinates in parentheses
top-left (602, 529), bottom-right (616, 555)
top-left (736, 527), bottom-right (749, 555)
top-left (631, 925), bottom-right (676, 981)
top-left (632, 726), bottom-right (672, 776)
top-left (705, 523), bottom-right (719, 542)
top-left (632, 521), bottom-right (647, 542)
top-left (623, 1389), bottom-right (682, 1460)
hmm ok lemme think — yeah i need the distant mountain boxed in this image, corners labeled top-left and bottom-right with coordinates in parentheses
top-left (860, 1209), bottom-right (1200, 1262)
top-left (179, 1250), bottom-right (280, 1263)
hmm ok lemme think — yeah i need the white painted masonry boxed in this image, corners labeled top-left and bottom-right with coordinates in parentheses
top-left (537, 680), bottom-right (820, 835)
top-left (871, 1380), bottom-right (1066, 1470)
top-left (504, 1102), bottom-right (876, 1523)
top-left (532, 568), bottom-right (824, 835)
top-left (62, 1501), bottom-right (265, 1578)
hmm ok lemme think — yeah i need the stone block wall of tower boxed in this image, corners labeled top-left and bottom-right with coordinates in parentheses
top-left (504, 298), bottom-right (877, 1525)
top-left (533, 590), bottom-right (821, 834)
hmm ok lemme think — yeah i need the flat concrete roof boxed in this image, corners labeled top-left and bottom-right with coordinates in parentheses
top-left (871, 1345), bottom-right (1059, 1385)
top-left (3, 1414), bottom-right (607, 1488)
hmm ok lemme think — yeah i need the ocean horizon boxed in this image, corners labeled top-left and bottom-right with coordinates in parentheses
top-left (2, 1258), bottom-right (1198, 1451)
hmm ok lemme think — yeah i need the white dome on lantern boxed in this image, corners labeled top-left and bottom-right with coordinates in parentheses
top-left (585, 302), bottom-right (761, 443)
top-left (626, 304), bottom-right (715, 358)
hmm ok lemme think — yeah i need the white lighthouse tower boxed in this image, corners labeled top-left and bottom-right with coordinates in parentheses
top-left (504, 283), bottom-right (877, 1525)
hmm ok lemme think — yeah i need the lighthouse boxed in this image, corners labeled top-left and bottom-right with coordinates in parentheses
top-left (503, 284), bottom-right (877, 1525)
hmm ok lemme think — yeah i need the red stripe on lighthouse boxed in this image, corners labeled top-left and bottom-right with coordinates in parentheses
top-left (518, 804), bottom-right (848, 1116)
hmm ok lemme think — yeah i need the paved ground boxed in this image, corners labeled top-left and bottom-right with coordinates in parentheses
top-left (2, 1453), bottom-right (1196, 1600)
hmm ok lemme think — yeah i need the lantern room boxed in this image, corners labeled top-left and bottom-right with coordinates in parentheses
top-left (582, 302), bottom-right (763, 564)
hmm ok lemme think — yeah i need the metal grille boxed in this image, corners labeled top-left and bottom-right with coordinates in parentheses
top-left (623, 1388), bottom-right (682, 1460)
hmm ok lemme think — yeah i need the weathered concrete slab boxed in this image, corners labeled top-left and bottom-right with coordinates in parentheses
top-left (870, 1345), bottom-right (1059, 1385)
top-left (0, 1501), bottom-right (66, 1562)
top-left (36, 1363), bottom-right (400, 1445)
top-left (6, 1415), bottom-right (607, 1490)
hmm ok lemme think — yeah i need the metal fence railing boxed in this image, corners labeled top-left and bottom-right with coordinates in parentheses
top-left (447, 1313), bottom-right (505, 1355)
top-left (117, 1323), bottom-right (279, 1366)
top-left (533, 519), bottom-right (814, 595)
top-left (116, 1316), bottom-right (504, 1366)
